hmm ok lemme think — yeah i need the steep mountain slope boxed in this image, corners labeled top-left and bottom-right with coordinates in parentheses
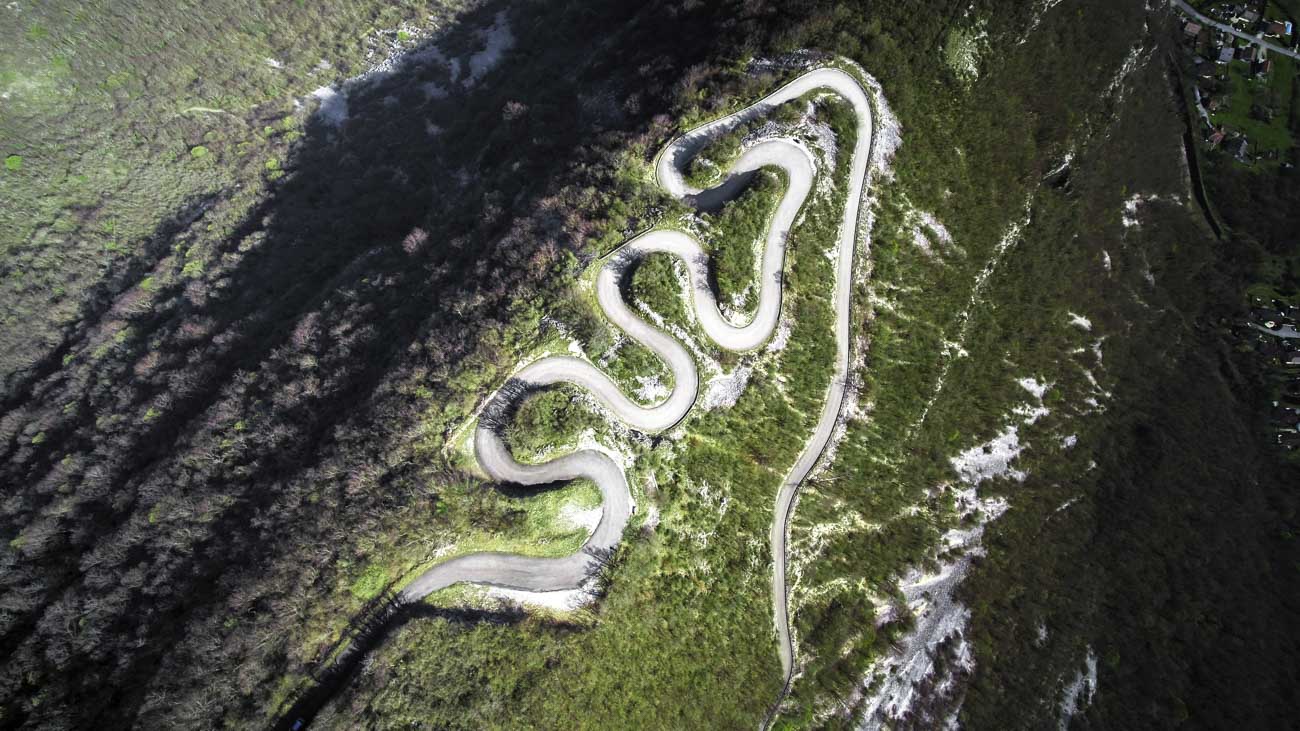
top-left (1, 0), bottom-right (1295, 729)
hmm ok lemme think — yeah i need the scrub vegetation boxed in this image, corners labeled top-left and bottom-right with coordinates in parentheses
top-left (0, 0), bottom-right (1295, 729)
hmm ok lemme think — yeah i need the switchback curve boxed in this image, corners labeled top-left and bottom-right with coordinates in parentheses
top-left (399, 64), bottom-right (876, 717)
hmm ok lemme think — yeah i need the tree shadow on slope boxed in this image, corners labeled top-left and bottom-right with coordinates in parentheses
top-left (273, 590), bottom-right (535, 731)
top-left (0, 0), bottom-right (774, 727)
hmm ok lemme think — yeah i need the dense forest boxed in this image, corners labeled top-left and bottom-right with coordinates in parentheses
top-left (1, 0), bottom-right (1296, 729)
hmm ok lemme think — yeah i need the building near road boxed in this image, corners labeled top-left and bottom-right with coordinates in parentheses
top-left (1229, 136), bottom-right (1249, 160)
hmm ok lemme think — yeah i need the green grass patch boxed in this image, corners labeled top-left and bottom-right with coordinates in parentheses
top-left (702, 169), bottom-right (783, 314)
top-left (1209, 58), bottom-right (1295, 152)
top-left (430, 478), bottom-right (603, 562)
top-left (348, 563), bottom-right (389, 600)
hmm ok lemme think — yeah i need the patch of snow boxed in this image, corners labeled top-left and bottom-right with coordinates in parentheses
top-left (1068, 312), bottom-right (1092, 331)
top-left (634, 375), bottom-right (670, 404)
top-left (301, 12), bottom-right (510, 133)
top-left (856, 485), bottom-right (1007, 727)
top-left (1017, 377), bottom-right (1051, 400)
top-left (951, 425), bottom-right (1027, 484)
top-left (911, 198), bottom-right (1033, 435)
top-left (488, 577), bottom-right (598, 612)
top-left (951, 377), bottom-right (1050, 484)
top-left (916, 210), bottom-right (953, 244)
top-left (571, 426), bottom-right (637, 474)
top-left (265, 57), bottom-right (284, 70)
top-left (766, 318), bottom-right (792, 353)
top-left (701, 365), bottom-right (752, 411)
top-left (1061, 434), bottom-right (1078, 449)
top-left (857, 65), bottom-right (902, 175)
top-left (643, 504), bottom-right (660, 531)
top-left (1121, 195), bottom-right (1141, 228)
top-left (911, 226), bottom-right (936, 256)
top-left (1044, 149), bottom-right (1073, 179)
top-left (1058, 647), bottom-right (1099, 729)
top-left (559, 503), bottom-right (602, 532)
top-left (807, 119), bottom-right (838, 172)
top-left (1015, 402), bottom-right (1050, 426)
top-left (1106, 43), bottom-right (1150, 104)
top-left (946, 22), bottom-right (989, 83)
top-left (1013, 378), bottom-right (1052, 426)
top-left (1021, 0), bottom-right (1066, 41)
top-left (815, 362), bottom-right (865, 476)
top-left (791, 510), bottom-right (871, 576)
top-left (908, 210), bottom-right (953, 258)
top-left (466, 12), bottom-right (515, 84)
top-left (1121, 193), bottom-right (1179, 231)
top-left (311, 86), bottom-right (349, 127)
top-left (837, 60), bottom-right (900, 300)
top-left (1101, 250), bottom-right (1112, 272)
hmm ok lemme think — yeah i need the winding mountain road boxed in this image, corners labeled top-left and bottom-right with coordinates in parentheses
top-left (399, 65), bottom-right (876, 715)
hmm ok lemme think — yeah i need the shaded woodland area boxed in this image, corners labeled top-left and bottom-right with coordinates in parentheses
top-left (0, 0), bottom-right (761, 725)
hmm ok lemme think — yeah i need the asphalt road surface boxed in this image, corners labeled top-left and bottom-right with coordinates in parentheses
top-left (1173, 0), bottom-right (1300, 61)
top-left (399, 67), bottom-right (877, 711)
